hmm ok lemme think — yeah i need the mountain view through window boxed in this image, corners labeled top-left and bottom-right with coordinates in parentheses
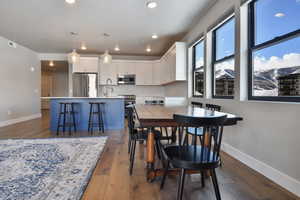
top-left (251, 0), bottom-right (300, 97)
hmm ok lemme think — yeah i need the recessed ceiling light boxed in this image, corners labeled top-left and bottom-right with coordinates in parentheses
top-left (114, 45), bottom-right (120, 51)
top-left (146, 46), bottom-right (152, 52)
top-left (49, 61), bottom-right (54, 67)
top-left (147, 1), bottom-right (158, 9)
top-left (102, 33), bottom-right (110, 37)
top-left (70, 32), bottom-right (78, 36)
top-left (274, 12), bottom-right (285, 18)
top-left (65, 0), bottom-right (76, 4)
top-left (152, 34), bottom-right (158, 39)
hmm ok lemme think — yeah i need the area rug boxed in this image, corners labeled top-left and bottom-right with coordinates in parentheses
top-left (0, 137), bottom-right (107, 200)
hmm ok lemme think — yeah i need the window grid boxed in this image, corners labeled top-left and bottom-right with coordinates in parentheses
top-left (248, 0), bottom-right (300, 102)
top-left (212, 16), bottom-right (235, 99)
top-left (192, 39), bottom-right (205, 97)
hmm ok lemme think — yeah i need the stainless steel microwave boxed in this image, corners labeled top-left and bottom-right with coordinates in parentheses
top-left (117, 74), bottom-right (135, 85)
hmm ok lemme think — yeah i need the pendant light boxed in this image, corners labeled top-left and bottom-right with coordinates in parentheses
top-left (68, 49), bottom-right (80, 64)
top-left (101, 50), bottom-right (112, 64)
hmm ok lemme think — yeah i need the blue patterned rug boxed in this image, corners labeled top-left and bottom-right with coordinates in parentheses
top-left (0, 137), bottom-right (107, 200)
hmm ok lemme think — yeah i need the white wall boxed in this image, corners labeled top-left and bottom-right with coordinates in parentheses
top-left (0, 36), bottom-right (41, 125)
top-left (181, 0), bottom-right (300, 196)
top-left (164, 82), bottom-right (187, 97)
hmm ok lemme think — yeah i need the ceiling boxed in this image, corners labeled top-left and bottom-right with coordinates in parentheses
top-left (0, 0), bottom-right (215, 56)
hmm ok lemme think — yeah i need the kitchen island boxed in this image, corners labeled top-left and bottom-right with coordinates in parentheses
top-left (43, 97), bottom-right (125, 132)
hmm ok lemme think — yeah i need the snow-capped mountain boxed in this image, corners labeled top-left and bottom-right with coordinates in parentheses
top-left (215, 66), bottom-right (300, 96)
top-left (253, 66), bottom-right (300, 92)
top-left (215, 69), bottom-right (235, 80)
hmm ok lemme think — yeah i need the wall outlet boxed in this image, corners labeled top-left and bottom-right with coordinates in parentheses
top-left (30, 67), bottom-right (35, 72)
top-left (7, 110), bottom-right (12, 115)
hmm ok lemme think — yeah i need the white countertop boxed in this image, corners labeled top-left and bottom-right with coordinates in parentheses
top-left (41, 96), bottom-right (125, 99)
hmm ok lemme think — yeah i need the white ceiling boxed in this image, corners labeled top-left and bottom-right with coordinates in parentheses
top-left (0, 0), bottom-right (215, 56)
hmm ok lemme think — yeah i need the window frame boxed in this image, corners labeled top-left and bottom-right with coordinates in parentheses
top-left (212, 15), bottom-right (235, 99)
top-left (248, 0), bottom-right (300, 102)
top-left (192, 38), bottom-right (205, 97)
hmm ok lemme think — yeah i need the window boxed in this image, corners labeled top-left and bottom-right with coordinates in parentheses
top-left (249, 0), bottom-right (300, 101)
top-left (193, 39), bottom-right (205, 97)
top-left (212, 17), bottom-right (235, 98)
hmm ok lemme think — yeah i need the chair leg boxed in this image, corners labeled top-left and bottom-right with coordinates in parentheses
top-left (219, 156), bottom-right (223, 167)
top-left (211, 169), bottom-right (221, 200)
top-left (88, 104), bottom-right (93, 132)
top-left (191, 135), bottom-right (196, 145)
top-left (56, 104), bottom-right (62, 136)
top-left (201, 171), bottom-right (205, 188)
top-left (155, 139), bottom-right (162, 160)
top-left (97, 104), bottom-right (102, 132)
top-left (100, 104), bottom-right (105, 133)
top-left (177, 168), bottom-right (186, 200)
top-left (128, 136), bottom-right (131, 154)
top-left (63, 104), bottom-right (67, 133)
top-left (129, 140), bottom-right (136, 175)
top-left (68, 106), bottom-right (72, 136)
top-left (160, 160), bottom-right (170, 190)
top-left (71, 103), bottom-right (76, 132)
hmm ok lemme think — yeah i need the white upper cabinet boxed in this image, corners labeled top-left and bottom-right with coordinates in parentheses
top-left (174, 42), bottom-right (187, 81)
top-left (98, 41), bottom-right (187, 86)
top-left (99, 62), bottom-right (118, 85)
top-left (152, 61), bottom-right (162, 85)
top-left (117, 61), bottom-right (136, 75)
top-left (73, 57), bottom-right (99, 73)
top-left (159, 42), bottom-right (187, 84)
top-left (135, 62), bottom-right (153, 85)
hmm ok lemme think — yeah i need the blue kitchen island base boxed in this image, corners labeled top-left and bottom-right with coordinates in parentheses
top-left (48, 97), bottom-right (125, 132)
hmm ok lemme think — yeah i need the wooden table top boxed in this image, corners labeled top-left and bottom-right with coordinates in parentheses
top-left (134, 104), bottom-right (243, 127)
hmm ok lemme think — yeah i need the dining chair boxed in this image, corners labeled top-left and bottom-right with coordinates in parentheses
top-left (127, 105), bottom-right (164, 175)
top-left (160, 114), bottom-right (227, 200)
top-left (185, 103), bottom-right (222, 145)
top-left (191, 101), bottom-right (203, 108)
top-left (127, 106), bottom-right (148, 175)
top-left (206, 103), bottom-right (221, 111)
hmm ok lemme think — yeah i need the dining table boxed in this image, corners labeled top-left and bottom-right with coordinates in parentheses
top-left (134, 104), bottom-right (243, 181)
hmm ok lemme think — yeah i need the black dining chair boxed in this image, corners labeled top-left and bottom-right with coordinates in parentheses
top-left (127, 105), bottom-right (164, 175)
top-left (191, 101), bottom-right (203, 108)
top-left (185, 103), bottom-right (222, 145)
top-left (206, 103), bottom-right (221, 111)
top-left (127, 106), bottom-right (148, 175)
top-left (154, 126), bottom-right (177, 160)
top-left (160, 114), bottom-right (227, 200)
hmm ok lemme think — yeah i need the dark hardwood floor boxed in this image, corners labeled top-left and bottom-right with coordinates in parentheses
top-left (0, 111), bottom-right (298, 200)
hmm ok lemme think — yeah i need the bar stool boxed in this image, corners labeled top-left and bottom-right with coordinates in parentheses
top-left (88, 102), bottom-right (105, 134)
top-left (56, 102), bottom-right (78, 136)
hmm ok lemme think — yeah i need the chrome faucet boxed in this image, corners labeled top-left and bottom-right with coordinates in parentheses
top-left (104, 78), bottom-right (114, 97)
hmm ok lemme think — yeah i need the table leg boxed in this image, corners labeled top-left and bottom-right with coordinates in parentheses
top-left (146, 129), bottom-right (155, 181)
top-left (204, 131), bottom-right (212, 177)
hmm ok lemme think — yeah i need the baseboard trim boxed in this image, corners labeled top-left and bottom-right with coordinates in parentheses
top-left (0, 113), bottom-right (42, 128)
top-left (222, 142), bottom-right (300, 197)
